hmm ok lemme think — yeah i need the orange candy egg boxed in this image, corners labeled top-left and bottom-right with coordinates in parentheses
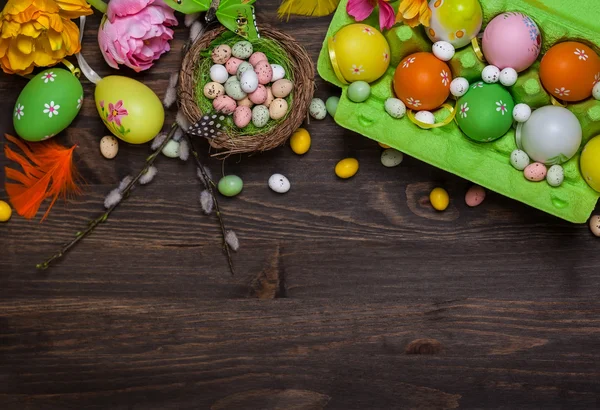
top-left (539, 42), bottom-right (600, 102)
top-left (393, 52), bottom-right (452, 111)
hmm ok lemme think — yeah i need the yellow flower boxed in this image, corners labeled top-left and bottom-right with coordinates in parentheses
top-left (396, 0), bottom-right (431, 28)
top-left (0, 0), bottom-right (92, 75)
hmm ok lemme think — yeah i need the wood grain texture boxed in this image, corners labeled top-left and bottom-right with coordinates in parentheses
top-left (1, 1), bottom-right (600, 409)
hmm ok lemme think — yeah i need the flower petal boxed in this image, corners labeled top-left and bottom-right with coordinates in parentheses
top-left (347, 0), bottom-right (375, 22)
top-left (378, 1), bottom-right (396, 30)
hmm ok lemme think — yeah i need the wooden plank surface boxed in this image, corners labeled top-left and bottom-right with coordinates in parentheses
top-left (1, 1), bottom-right (600, 408)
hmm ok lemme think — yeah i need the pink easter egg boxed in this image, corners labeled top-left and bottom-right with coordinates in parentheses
top-left (213, 95), bottom-right (237, 114)
top-left (249, 52), bottom-right (268, 66)
top-left (233, 106), bottom-right (252, 128)
top-left (465, 185), bottom-right (486, 207)
top-left (254, 61), bottom-right (273, 85)
top-left (482, 12), bottom-right (542, 72)
top-left (226, 57), bottom-right (244, 75)
top-left (523, 162), bottom-right (547, 182)
top-left (248, 84), bottom-right (268, 104)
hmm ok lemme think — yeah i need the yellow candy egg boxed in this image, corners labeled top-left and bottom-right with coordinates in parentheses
top-left (290, 128), bottom-right (311, 155)
top-left (95, 76), bottom-right (165, 145)
top-left (0, 200), bottom-right (12, 222)
top-left (378, 142), bottom-right (391, 149)
top-left (580, 136), bottom-right (600, 192)
top-left (335, 158), bottom-right (359, 179)
top-left (329, 24), bottom-right (390, 84)
top-left (430, 187), bottom-right (450, 211)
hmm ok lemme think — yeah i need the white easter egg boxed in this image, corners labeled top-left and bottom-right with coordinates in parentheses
top-left (432, 41), bottom-right (455, 61)
top-left (593, 82), bottom-right (600, 100)
top-left (513, 103), bottom-right (531, 123)
top-left (209, 64), bottom-right (229, 83)
top-left (271, 64), bottom-right (286, 82)
top-left (384, 98), bottom-right (406, 119)
top-left (482, 65), bottom-right (501, 83)
top-left (240, 70), bottom-right (259, 93)
top-left (415, 110), bottom-right (435, 127)
top-left (500, 67), bottom-right (518, 86)
top-left (450, 77), bottom-right (469, 97)
top-left (268, 173), bottom-right (291, 193)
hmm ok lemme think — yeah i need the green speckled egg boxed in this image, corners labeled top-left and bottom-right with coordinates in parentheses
top-left (232, 41), bottom-right (253, 59)
top-left (252, 105), bottom-right (270, 127)
top-left (13, 68), bottom-right (83, 141)
top-left (224, 77), bottom-right (247, 101)
top-left (309, 98), bottom-right (327, 120)
top-left (236, 61), bottom-right (254, 80)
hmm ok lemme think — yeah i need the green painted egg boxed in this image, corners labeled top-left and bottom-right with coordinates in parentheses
top-left (13, 68), bottom-right (83, 142)
top-left (456, 82), bottom-right (515, 143)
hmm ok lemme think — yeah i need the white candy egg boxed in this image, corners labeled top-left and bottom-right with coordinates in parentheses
top-left (510, 149), bottom-right (530, 171)
top-left (268, 173), bottom-right (291, 193)
top-left (271, 64), bottom-right (286, 82)
top-left (240, 70), bottom-right (259, 93)
top-left (450, 77), bottom-right (469, 97)
top-left (594, 82), bottom-right (600, 100)
top-left (432, 41), bottom-right (455, 62)
top-left (500, 67), bottom-right (518, 87)
top-left (513, 103), bottom-right (532, 123)
top-left (415, 111), bottom-right (435, 127)
top-left (482, 65), bottom-right (501, 83)
top-left (209, 64), bottom-right (229, 84)
top-left (384, 98), bottom-right (406, 119)
top-left (546, 165), bottom-right (564, 187)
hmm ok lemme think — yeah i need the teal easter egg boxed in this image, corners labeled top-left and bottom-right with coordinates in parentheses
top-left (13, 68), bottom-right (83, 141)
top-left (456, 82), bottom-right (515, 142)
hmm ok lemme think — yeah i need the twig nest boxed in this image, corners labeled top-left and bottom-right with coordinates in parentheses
top-left (482, 65), bottom-right (501, 83)
top-left (432, 41), bottom-right (455, 61)
top-left (450, 77), bottom-right (469, 98)
top-left (499, 67), bottom-right (518, 86)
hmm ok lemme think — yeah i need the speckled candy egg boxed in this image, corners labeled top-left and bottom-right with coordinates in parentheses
top-left (482, 12), bottom-right (541, 72)
top-left (426, 0), bottom-right (483, 49)
top-left (524, 162), bottom-right (547, 182)
top-left (415, 110), bottom-right (435, 127)
top-left (209, 64), bottom-right (229, 83)
top-left (240, 70), bottom-right (259, 94)
top-left (233, 106), bottom-right (252, 128)
top-left (394, 52), bottom-right (452, 111)
top-left (224, 77), bottom-right (247, 101)
top-left (271, 64), bottom-right (286, 82)
top-left (450, 77), bottom-right (469, 97)
top-left (232, 41), bottom-right (253, 59)
top-left (249, 52), bottom-right (268, 66)
top-left (384, 98), bottom-right (406, 119)
top-left (254, 61), bottom-right (273, 85)
top-left (432, 41), bottom-right (455, 61)
top-left (580, 136), bottom-right (600, 192)
top-left (252, 105), bottom-right (270, 127)
top-left (203, 82), bottom-right (225, 100)
top-left (589, 215), bottom-right (600, 237)
top-left (272, 79), bottom-right (293, 98)
top-left (512, 103), bottom-right (531, 122)
top-left (510, 149), bottom-right (530, 170)
top-left (226, 57), bottom-right (244, 75)
top-left (211, 44), bottom-right (232, 64)
top-left (264, 87), bottom-right (275, 107)
top-left (329, 24), bottom-right (390, 83)
top-left (517, 106), bottom-right (582, 165)
top-left (539, 42), bottom-right (600, 102)
top-left (268, 173), bottom-right (291, 193)
top-left (546, 165), bottom-right (564, 187)
top-left (269, 98), bottom-right (288, 120)
top-left (482, 65), bottom-right (500, 83)
top-left (380, 149), bottom-right (404, 167)
top-left (594, 82), bottom-right (600, 100)
top-left (309, 98), bottom-right (327, 120)
top-left (236, 61), bottom-right (254, 80)
top-left (456, 82), bottom-right (515, 142)
top-left (213, 95), bottom-right (237, 114)
top-left (238, 96), bottom-right (254, 108)
top-left (500, 67), bottom-right (518, 87)
top-left (465, 185), bottom-right (486, 207)
top-left (248, 85), bottom-right (268, 104)
top-left (13, 68), bottom-right (83, 142)
top-left (100, 135), bottom-right (119, 159)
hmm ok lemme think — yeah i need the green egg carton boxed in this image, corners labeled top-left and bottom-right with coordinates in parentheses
top-left (317, 0), bottom-right (600, 223)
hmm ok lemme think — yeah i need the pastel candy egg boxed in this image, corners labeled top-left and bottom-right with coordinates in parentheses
top-left (232, 41), bottom-right (253, 59)
top-left (347, 81), bottom-right (371, 103)
top-left (264, 87), bottom-right (275, 107)
top-left (226, 57), bottom-right (244, 75)
top-left (482, 65), bottom-right (500, 84)
top-left (252, 105), bottom-right (270, 127)
top-left (335, 158), bottom-right (359, 179)
top-left (415, 110), bottom-right (435, 126)
top-left (594, 83), bottom-right (600, 100)
top-left (248, 85), bottom-right (268, 104)
top-left (0, 200), bottom-right (11, 222)
top-left (524, 162), bottom-right (547, 182)
top-left (290, 128), bottom-right (311, 154)
top-left (512, 103), bottom-right (531, 123)
top-left (203, 82), bottom-right (225, 100)
top-left (249, 52), bottom-right (268, 66)
top-left (510, 149), bottom-right (530, 171)
top-left (380, 149), bottom-right (404, 167)
top-left (450, 77), bottom-right (469, 97)
top-left (580, 136), bottom-right (600, 192)
top-left (272, 79), bottom-right (293, 98)
top-left (238, 96), bottom-right (254, 108)
top-left (224, 77), bottom-right (247, 101)
top-left (240, 70), bottom-right (259, 94)
top-left (589, 215), bottom-right (600, 237)
top-left (427, 0), bottom-right (483, 49)
top-left (482, 12), bottom-right (541, 72)
top-left (233, 106), bottom-right (252, 128)
top-left (211, 44), bottom-right (232, 64)
top-left (218, 175), bottom-right (243, 197)
top-left (326, 96), bottom-right (340, 117)
top-left (209, 64), bottom-right (229, 83)
top-left (432, 41), bottom-right (455, 61)
top-left (269, 98), bottom-right (288, 120)
top-left (384, 98), bottom-right (406, 118)
top-left (465, 185), bottom-right (485, 207)
top-left (236, 61), bottom-right (254, 80)
top-left (309, 98), bottom-right (327, 120)
top-left (254, 61), bottom-right (273, 85)
top-left (213, 95), bottom-right (237, 114)
top-left (500, 67), bottom-right (518, 87)
top-left (100, 135), bottom-right (119, 159)
top-left (546, 165), bottom-right (564, 187)
top-left (162, 140), bottom-right (180, 158)
top-left (271, 64), bottom-right (286, 82)
top-left (430, 187), bottom-right (450, 211)
top-left (14, 68), bottom-right (84, 142)
top-left (268, 173), bottom-right (291, 193)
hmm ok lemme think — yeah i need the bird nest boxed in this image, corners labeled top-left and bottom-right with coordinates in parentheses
top-left (179, 25), bottom-right (315, 156)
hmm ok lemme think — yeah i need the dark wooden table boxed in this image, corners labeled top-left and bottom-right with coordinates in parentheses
top-left (2, 2), bottom-right (600, 409)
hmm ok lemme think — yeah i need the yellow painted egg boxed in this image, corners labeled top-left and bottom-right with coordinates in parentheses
top-left (290, 128), bottom-right (311, 155)
top-left (430, 187), bottom-right (450, 211)
top-left (0, 200), bottom-right (12, 222)
top-left (329, 24), bottom-right (390, 83)
top-left (580, 136), bottom-right (600, 192)
top-left (335, 158), bottom-right (359, 179)
top-left (427, 0), bottom-right (483, 49)
top-left (95, 76), bottom-right (165, 144)
top-left (378, 142), bottom-right (391, 149)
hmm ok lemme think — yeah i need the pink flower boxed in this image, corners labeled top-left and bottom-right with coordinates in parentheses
top-left (98, 0), bottom-right (177, 72)
top-left (107, 101), bottom-right (128, 126)
top-left (347, 0), bottom-right (396, 31)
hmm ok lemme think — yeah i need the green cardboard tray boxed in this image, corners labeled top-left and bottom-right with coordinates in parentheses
top-left (317, 0), bottom-right (600, 223)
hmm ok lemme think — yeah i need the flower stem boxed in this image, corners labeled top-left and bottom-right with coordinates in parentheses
top-left (87, 0), bottom-right (108, 14)
top-left (36, 124), bottom-right (177, 270)
top-left (186, 134), bottom-right (235, 275)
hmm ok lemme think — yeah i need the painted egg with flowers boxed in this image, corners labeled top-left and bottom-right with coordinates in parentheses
top-left (95, 76), bottom-right (165, 144)
top-left (13, 68), bottom-right (83, 142)
top-left (393, 52), bottom-right (452, 111)
top-left (426, 0), bottom-right (483, 49)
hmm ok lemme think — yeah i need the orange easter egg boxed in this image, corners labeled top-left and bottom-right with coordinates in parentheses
top-left (393, 52), bottom-right (452, 111)
top-left (539, 42), bottom-right (600, 102)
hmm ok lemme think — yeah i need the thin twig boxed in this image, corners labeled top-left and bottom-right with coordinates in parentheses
top-left (37, 124), bottom-right (178, 270)
top-left (186, 134), bottom-right (235, 275)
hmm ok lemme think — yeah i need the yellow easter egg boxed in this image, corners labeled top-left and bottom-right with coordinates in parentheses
top-left (329, 24), bottom-right (390, 84)
top-left (580, 136), bottom-right (600, 192)
top-left (427, 0), bottom-right (483, 49)
top-left (290, 128), bottom-right (311, 154)
top-left (0, 200), bottom-right (12, 222)
top-left (335, 158), bottom-right (359, 179)
top-left (95, 76), bottom-right (165, 144)
top-left (430, 187), bottom-right (450, 211)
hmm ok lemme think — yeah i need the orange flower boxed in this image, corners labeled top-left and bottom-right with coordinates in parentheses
top-left (0, 0), bottom-right (92, 75)
top-left (396, 0), bottom-right (431, 28)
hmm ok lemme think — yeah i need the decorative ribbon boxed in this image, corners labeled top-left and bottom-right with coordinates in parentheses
top-left (550, 95), bottom-right (567, 107)
top-left (61, 60), bottom-right (81, 78)
top-left (328, 37), bottom-right (349, 85)
top-left (75, 16), bottom-right (103, 84)
top-left (407, 102), bottom-right (457, 129)
top-left (471, 37), bottom-right (485, 62)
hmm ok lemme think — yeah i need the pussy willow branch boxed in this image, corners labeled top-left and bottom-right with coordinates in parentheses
top-left (37, 124), bottom-right (177, 270)
top-left (186, 134), bottom-right (235, 275)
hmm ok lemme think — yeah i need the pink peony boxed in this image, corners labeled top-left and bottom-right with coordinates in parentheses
top-left (98, 0), bottom-right (177, 72)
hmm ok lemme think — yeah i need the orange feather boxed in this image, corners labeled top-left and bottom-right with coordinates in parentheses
top-left (4, 134), bottom-right (82, 221)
